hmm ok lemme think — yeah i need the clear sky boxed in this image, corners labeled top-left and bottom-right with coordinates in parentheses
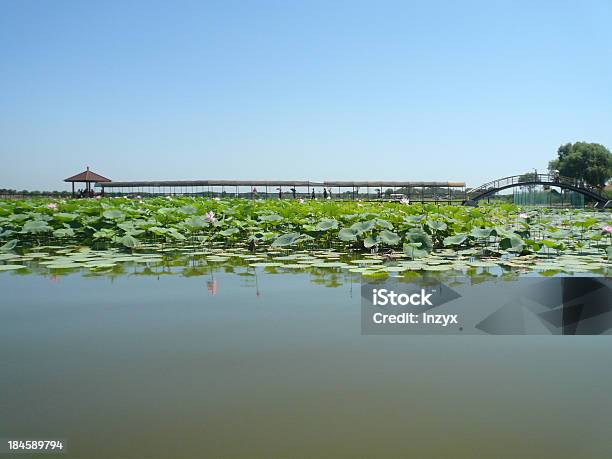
top-left (1, 0), bottom-right (611, 190)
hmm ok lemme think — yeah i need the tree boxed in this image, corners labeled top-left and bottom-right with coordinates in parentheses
top-left (548, 142), bottom-right (612, 188)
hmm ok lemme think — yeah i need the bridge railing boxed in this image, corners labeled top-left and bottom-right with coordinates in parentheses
top-left (467, 174), bottom-right (604, 199)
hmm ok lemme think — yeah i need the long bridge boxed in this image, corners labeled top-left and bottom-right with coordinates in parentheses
top-left (88, 173), bottom-right (609, 207)
top-left (98, 180), bottom-right (468, 203)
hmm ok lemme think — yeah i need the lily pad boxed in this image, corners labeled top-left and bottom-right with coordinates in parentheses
top-left (0, 264), bottom-right (27, 271)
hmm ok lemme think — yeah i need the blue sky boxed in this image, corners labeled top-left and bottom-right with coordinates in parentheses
top-left (1, 0), bottom-right (611, 190)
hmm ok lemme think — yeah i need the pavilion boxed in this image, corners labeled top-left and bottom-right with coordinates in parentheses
top-left (64, 167), bottom-right (111, 197)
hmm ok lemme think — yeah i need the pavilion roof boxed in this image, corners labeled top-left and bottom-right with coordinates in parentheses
top-left (64, 167), bottom-right (111, 183)
top-left (98, 180), bottom-right (465, 188)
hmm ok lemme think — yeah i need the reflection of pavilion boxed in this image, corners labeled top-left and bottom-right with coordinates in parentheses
top-left (64, 166), bottom-right (111, 197)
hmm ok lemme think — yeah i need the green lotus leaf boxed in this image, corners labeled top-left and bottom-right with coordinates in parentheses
top-left (259, 214), bottom-right (283, 222)
top-left (403, 215), bottom-right (423, 225)
top-left (0, 264), bottom-right (27, 271)
top-left (383, 266), bottom-right (408, 272)
top-left (179, 205), bottom-right (198, 214)
top-left (540, 239), bottom-right (560, 249)
top-left (376, 219), bottom-right (394, 230)
top-left (219, 227), bottom-right (240, 237)
top-left (22, 220), bottom-right (52, 234)
top-left (184, 216), bottom-right (208, 229)
top-left (443, 233), bottom-right (467, 246)
top-left (271, 232), bottom-right (301, 247)
top-left (54, 212), bottom-right (78, 222)
top-left (311, 262), bottom-right (348, 268)
top-left (93, 228), bottom-right (116, 240)
top-left (315, 218), bottom-right (339, 231)
top-left (47, 262), bottom-right (83, 269)
top-left (377, 230), bottom-right (401, 246)
top-left (348, 267), bottom-right (371, 273)
top-left (206, 256), bottom-right (230, 262)
top-left (539, 269), bottom-right (563, 277)
top-left (403, 244), bottom-right (428, 260)
top-left (338, 228), bottom-right (360, 242)
top-left (548, 229), bottom-right (571, 239)
top-left (10, 214), bottom-right (30, 222)
top-left (363, 236), bottom-right (377, 248)
top-left (0, 239), bottom-right (18, 252)
top-left (470, 228), bottom-right (493, 238)
top-left (350, 259), bottom-right (383, 265)
top-left (499, 235), bottom-right (524, 252)
top-left (468, 261), bottom-right (498, 268)
top-left (167, 229), bottom-right (186, 240)
top-left (361, 270), bottom-right (388, 278)
top-left (423, 264), bottom-right (453, 271)
top-left (119, 234), bottom-right (140, 248)
top-left (102, 209), bottom-right (125, 220)
top-left (427, 220), bottom-right (447, 232)
top-left (53, 228), bottom-right (75, 238)
top-left (405, 229), bottom-right (433, 252)
top-left (350, 220), bottom-right (376, 234)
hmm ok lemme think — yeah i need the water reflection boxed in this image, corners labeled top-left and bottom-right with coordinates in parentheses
top-left (206, 278), bottom-right (218, 295)
top-left (1, 255), bottom-right (612, 458)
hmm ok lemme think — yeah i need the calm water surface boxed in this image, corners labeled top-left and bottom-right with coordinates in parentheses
top-left (2, 271), bottom-right (612, 458)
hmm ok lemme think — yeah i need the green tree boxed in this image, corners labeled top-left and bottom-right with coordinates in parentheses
top-left (548, 142), bottom-right (612, 187)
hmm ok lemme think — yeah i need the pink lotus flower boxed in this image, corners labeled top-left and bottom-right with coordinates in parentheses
top-left (603, 225), bottom-right (612, 234)
top-left (47, 203), bottom-right (58, 210)
top-left (205, 211), bottom-right (216, 223)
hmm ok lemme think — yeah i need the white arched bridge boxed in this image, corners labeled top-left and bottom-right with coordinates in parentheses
top-left (464, 173), bottom-right (610, 208)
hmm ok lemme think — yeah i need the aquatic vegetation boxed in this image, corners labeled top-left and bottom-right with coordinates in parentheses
top-left (0, 197), bottom-right (609, 278)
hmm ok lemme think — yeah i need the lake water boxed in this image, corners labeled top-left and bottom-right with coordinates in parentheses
top-left (2, 269), bottom-right (612, 458)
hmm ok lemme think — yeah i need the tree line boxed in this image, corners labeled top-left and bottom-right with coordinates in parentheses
top-left (548, 142), bottom-right (611, 188)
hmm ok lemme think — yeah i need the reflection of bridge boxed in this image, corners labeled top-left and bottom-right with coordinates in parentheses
top-left (464, 174), bottom-right (610, 208)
